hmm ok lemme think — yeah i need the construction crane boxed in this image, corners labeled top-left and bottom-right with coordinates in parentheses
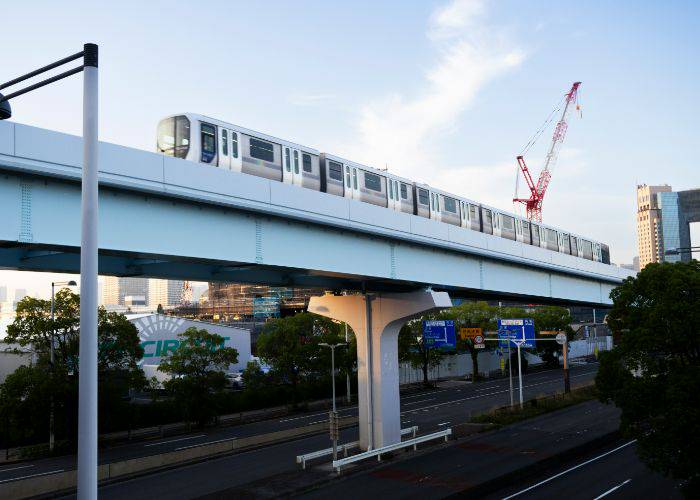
top-left (513, 82), bottom-right (581, 222)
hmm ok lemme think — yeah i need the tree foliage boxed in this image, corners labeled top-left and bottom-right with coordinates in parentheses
top-left (0, 289), bottom-right (146, 445)
top-left (255, 313), bottom-right (355, 400)
top-left (158, 327), bottom-right (238, 425)
top-left (596, 261), bottom-right (700, 494)
top-left (398, 319), bottom-right (447, 386)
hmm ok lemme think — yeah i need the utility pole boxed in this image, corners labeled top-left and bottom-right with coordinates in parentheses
top-left (320, 342), bottom-right (346, 460)
top-left (0, 44), bottom-right (99, 499)
top-left (345, 322), bottom-right (351, 403)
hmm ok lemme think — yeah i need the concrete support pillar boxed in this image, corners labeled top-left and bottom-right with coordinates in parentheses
top-left (308, 290), bottom-right (451, 450)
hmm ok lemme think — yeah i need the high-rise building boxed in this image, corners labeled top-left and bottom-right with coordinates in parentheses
top-left (101, 276), bottom-right (120, 306)
top-left (637, 184), bottom-right (700, 268)
top-left (148, 279), bottom-right (184, 309)
top-left (637, 184), bottom-right (672, 268)
top-left (0, 285), bottom-right (6, 303)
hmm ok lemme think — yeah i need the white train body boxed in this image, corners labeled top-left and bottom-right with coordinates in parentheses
top-left (157, 113), bottom-right (610, 264)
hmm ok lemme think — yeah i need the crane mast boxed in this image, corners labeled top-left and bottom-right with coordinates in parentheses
top-left (514, 81), bottom-right (581, 222)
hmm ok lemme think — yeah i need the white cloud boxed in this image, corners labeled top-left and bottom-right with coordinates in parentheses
top-left (341, 0), bottom-right (524, 181)
top-left (289, 94), bottom-right (336, 106)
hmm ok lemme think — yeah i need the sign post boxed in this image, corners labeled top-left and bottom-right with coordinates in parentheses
top-left (498, 319), bottom-right (535, 410)
top-left (555, 333), bottom-right (570, 393)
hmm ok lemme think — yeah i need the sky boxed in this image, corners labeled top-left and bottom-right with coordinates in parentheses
top-left (1, 0), bottom-right (699, 298)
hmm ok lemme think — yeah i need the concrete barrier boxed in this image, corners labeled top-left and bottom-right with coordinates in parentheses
top-left (0, 416), bottom-right (359, 499)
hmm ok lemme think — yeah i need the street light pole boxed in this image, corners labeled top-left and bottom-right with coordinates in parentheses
top-left (319, 342), bottom-right (346, 460)
top-left (344, 323), bottom-right (351, 404)
top-left (49, 280), bottom-right (77, 453)
top-left (0, 43), bottom-right (100, 500)
top-left (78, 43), bottom-right (99, 500)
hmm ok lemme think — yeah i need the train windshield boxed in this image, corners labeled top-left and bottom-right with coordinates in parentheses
top-left (157, 115), bottom-right (190, 159)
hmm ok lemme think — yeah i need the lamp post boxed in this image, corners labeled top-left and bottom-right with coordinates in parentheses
top-left (50, 280), bottom-right (77, 453)
top-left (1, 44), bottom-right (99, 499)
top-left (319, 342), bottom-right (346, 460)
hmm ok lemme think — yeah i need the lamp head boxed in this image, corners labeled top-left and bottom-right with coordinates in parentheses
top-left (0, 94), bottom-right (11, 120)
top-left (68, 280), bottom-right (77, 286)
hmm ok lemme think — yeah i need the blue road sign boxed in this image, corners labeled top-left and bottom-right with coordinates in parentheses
top-left (497, 318), bottom-right (536, 348)
top-left (422, 320), bottom-right (456, 348)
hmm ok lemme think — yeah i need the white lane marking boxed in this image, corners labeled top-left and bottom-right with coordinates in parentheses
top-left (0, 469), bottom-right (64, 484)
top-left (403, 398), bottom-right (436, 406)
top-left (502, 441), bottom-right (637, 499)
top-left (593, 478), bottom-right (632, 500)
top-left (175, 437), bottom-right (236, 451)
top-left (0, 464), bottom-right (34, 473)
top-left (437, 422), bottom-right (450, 426)
top-left (308, 420), bottom-right (327, 425)
top-left (144, 434), bottom-right (206, 447)
top-left (402, 389), bottom-right (448, 399)
top-left (402, 372), bottom-right (596, 415)
top-left (278, 406), bottom-right (358, 423)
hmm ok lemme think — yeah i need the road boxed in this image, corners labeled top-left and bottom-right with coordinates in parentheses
top-left (484, 440), bottom-right (683, 499)
top-left (0, 363), bottom-right (596, 495)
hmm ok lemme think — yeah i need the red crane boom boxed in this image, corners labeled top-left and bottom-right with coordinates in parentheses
top-left (513, 81), bottom-right (581, 222)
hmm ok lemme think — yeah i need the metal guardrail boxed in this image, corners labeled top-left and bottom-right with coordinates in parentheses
top-left (296, 426), bottom-right (418, 469)
top-left (332, 428), bottom-right (451, 473)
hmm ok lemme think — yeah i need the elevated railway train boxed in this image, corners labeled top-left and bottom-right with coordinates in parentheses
top-left (157, 113), bottom-right (611, 265)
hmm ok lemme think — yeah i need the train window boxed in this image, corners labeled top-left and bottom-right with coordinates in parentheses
top-left (443, 196), bottom-right (457, 213)
top-left (531, 224), bottom-right (540, 245)
top-left (570, 235), bottom-right (578, 255)
top-left (522, 221), bottom-right (531, 244)
top-left (469, 204), bottom-right (477, 220)
top-left (345, 165), bottom-right (351, 188)
top-left (482, 209), bottom-right (492, 232)
top-left (400, 184), bottom-right (408, 200)
top-left (328, 161), bottom-right (343, 181)
top-left (388, 179), bottom-right (394, 199)
top-left (174, 116), bottom-right (190, 159)
top-left (293, 150), bottom-right (299, 173)
top-left (285, 148), bottom-right (291, 172)
top-left (581, 239), bottom-right (593, 260)
top-left (561, 233), bottom-right (571, 254)
top-left (250, 137), bottom-right (274, 162)
top-left (502, 215), bottom-right (515, 231)
top-left (433, 194), bottom-right (440, 211)
top-left (302, 153), bottom-right (312, 173)
top-left (157, 117), bottom-right (175, 155)
top-left (200, 123), bottom-right (216, 163)
top-left (546, 228), bottom-right (559, 248)
top-left (418, 189), bottom-right (429, 205)
top-left (364, 172), bottom-right (382, 192)
top-left (353, 169), bottom-right (358, 189)
top-left (231, 131), bottom-right (238, 158)
top-left (221, 129), bottom-right (228, 156)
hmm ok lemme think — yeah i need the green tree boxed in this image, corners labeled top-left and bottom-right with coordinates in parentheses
top-left (530, 306), bottom-right (575, 367)
top-left (1, 289), bottom-right (145, 442)
top-left (398, 319), bottom-right (447, 387)
top-left (156, 304), bottom-right (164, 314)
top-left (256, 312), bottom-right (354, 403)
top-left (158, 327), bottom-right (239, 426)
top-left (450, 301), bottom-right (497, 381)
top-left (596, 261), bottom-right (700, 495)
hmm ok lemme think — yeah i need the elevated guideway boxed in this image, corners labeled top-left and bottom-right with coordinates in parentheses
top-left (0, 121), bottom-right (633, 304)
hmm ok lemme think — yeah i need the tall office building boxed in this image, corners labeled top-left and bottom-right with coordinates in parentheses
top-left (148, 279), bottom-right (184, 309)
top-left (636, 184), bottom-right (700, 268)
top-left (0, 285), bottom-right (6, 303)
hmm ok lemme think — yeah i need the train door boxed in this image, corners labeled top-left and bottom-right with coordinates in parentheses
top-left (219, 128), bottom-right (230, 169)
top-left (199, 122), bottom-right (217, 165)
top-left (460, 201), bottom-right (468, 228)
top-left (229, 130), bottom-right (242, 172)
top-left (282, 147), bottom-right (303, 187)
top-left (388, 179), bottom-right (400, 211)
top-left (350, 167), bottom-right (359, 200)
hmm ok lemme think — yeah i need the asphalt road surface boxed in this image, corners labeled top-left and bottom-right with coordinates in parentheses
top-left (0, 363), bottom-right (597, 496)
top-left (485, 440), bottom-right (683, 499)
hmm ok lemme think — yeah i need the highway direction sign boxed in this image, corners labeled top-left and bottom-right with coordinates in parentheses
top-left (497, 318), bottom-right (536, 348)
top-left (460, 327), bottom-right (482, 340)
top-left (423, 320), bottom-right (456, 348)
